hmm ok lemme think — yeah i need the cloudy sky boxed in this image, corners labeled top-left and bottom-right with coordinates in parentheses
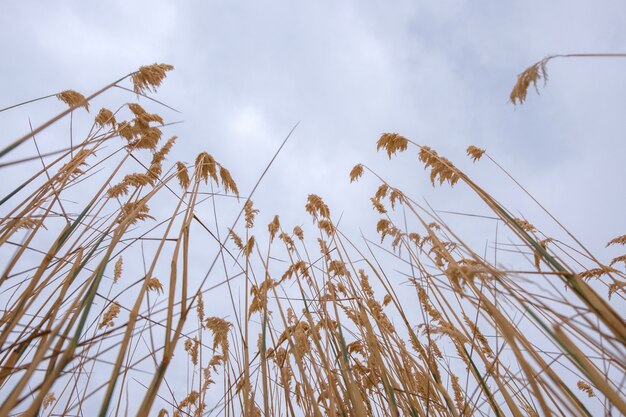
top-left (3, 0), bottom-right (625, 259)
top-left (1, 0), bottom-right (625, 414)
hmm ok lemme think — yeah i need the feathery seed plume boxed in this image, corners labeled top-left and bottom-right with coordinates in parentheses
top-left (376, 133), bottom-right (408, 158)
top-left (57, 90), bottom-right (89, 111)
top-left (131, 63), bottom-right (174, 94)
top-left (194, 152), bottom-right (218, 184)
top-left (229, 228), bottom-right (244, 250)
top-left (305, 194), bottom-right (330, 219)
top-left (607, 234), bottom-right (626, 247)
top-left (43, 392), bottom-right (56, 410)
top-left (147, 277), bottom-right (164, 294)
top-left (510, 57), bottom-right (549, 105)
top-left (293, 226), bottom-right (304, 240)
top-left (219, 166), bottom-right (239, 197)
top-left (95, 108), bottom-right (116, 127)
top-left (577, 380), bottom-right (595, 397)
top-left (419, 146), bottom-right (460, 186)
top-left (466, 145), bottom-right (485, 162)
top-left (113, 257), bottom-right (123, 283)
top-left (99, 302), bottom-right (121, 329)
top-left (244, 200), bottom-right (258, 228)
top-left (268, 215), bottom-right (280, 241)
top-left (349, 164), bottom-right (364, 182)
top-left (176, 162), bottom-right (190, 189)
top-left (107, 182), bottom-right (129, 198)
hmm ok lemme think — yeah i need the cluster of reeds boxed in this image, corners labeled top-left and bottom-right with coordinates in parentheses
top-left (0, 60), bottom-right (624, 417)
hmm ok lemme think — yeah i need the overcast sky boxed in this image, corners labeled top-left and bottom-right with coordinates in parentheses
top-left (1, 1), bottom-right (625, 414)
top-left (3, 1), bottom-right (625, 258)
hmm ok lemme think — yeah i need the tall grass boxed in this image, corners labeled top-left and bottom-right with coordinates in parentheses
top-left (0, 60), bottom-right (624, 417)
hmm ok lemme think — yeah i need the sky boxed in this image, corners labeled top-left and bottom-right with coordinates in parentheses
top-left (1, 1), bottom-right (625, 414)
top-left (2, 0), bottom-right (625, 255)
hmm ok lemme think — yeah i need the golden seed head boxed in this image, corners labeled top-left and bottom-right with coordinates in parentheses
top-left (129, 126), bottom-right (162, 150)
top-left (43, 392), bottom-right (56, 410)
top-left (349, 163), bottom-right (364, 182)
top-left (293, 226), bottom-right (304, 240)
top-left (99, 302), bottom-right (121, 329)
top-left (147, 277), bottom-right (164, 294)
top-left (305, 194), bottom-right (330, 219)
top-left (194, 152), bottom-right (218, 184)
top-left (184, 337), bottom-right (200, 366)
top-left (318, 219), bottom-right (334, 236)
top-left (389, 188), bottom-right (406, 209)
top-left (282, 262), bottom-right (309, 286)
top-left (513, 218), bottom-right (536, 232)
top-left (318, 238), bottom-right (331, 260)
top-left (131, 63), bottom-right (174, 94)
top-left (374, 183), bottom-right (389, 201)
top-left (175, 162), bottom-right (190, 189)
top-left (116, 120), bottom-right (134, 141)
top-left (328, 259), bottom-right (349, 277)
top-left (219, 166), bottom-right (239, 197)
top-left (347, 340), bottom-right (364, 355)
top-left (371, 197), bottom-right (387, 214)
top-left (382, 294), bottom-right (392, 307)
top-left (607, 234), bottom-right (626, 247)
top-left (107, 182), bottom-right (129, 198)
top-left (462, 313), bottom-right (494, 358)
top-left (177, 390), bottom-right (200, 409)
top-left (466, 145), bottom-right (485, 162)
top-left (147, 162), bottom-right (162, 181)
top-left (113, 257), bottom-right (123, 283)
top-left (244, 200), bottom-right (259, 228)
top-left (578, 266), bottom-right (618, 281)
top-left (95, 108), bottom-right (116, 128)
top-left (408, 232), bottom-right (421, 246)
top-left (151, 136), bottom-right (177, 170)
top-left (118, 201), bottom-right (154, 225)
top-left (128, 103), bottom-right (164, 127)
top-left (122, 173), bottom-right (154, 188)
top-left (359, 269), bottom-right (374, 298)
top-left (57, 148), bottom-right (93, 183)
top-left (610, 254), bottom-right (626, 268)
top-left (4, 217), bottom-right (42, 232)
top-left (229, 228), bottom-right (244, 250)
top-left (608, 281), bottom-right (626, 299)
top-left (205, 317), bottom-right (232, 358)
top-left (196, 291), bottom-right (205, 322)
top-left (376, 219), bottom-right (393, 243)
top-left (577, 380), bottom-right (595, 397)
top-left (451, 375), bottom-right (467, 414)
top-left (418, 146), bottom-right (460, 187)
top-left (57, 90), bottom-right (89, 111)
top-left (243, 236), bottom-right (255, 257)
top-left (418, 286), bottom-right (443, 323)
top-left (533, 238), bottom-right (552, 271)
top-left (128, 103), bottom-right (146, 116)
top-left (159, 136), bottom-right (177, 157)
top-left (510, 58), bottom-right (548, 105)
top-left (208, 354), bottom-right (224, 369)
top-left (268, 215), bottom-right (280, 241)
top-left (376, 133), bottom-right (408, 159)
top-left (248, 278), bottom-right (275, 318)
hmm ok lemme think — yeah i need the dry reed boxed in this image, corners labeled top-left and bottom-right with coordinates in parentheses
top-left (0, 58), bottom-right (624, 417)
